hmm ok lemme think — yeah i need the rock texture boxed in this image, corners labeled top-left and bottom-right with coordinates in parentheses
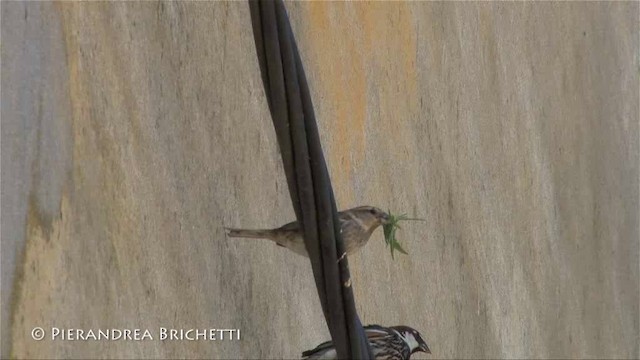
top-left (2, 2), bottom-right (638, 359)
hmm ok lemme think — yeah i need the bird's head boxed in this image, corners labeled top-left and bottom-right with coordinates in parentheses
top-left (392, 326), bottom-right (431, 355)
top-left (350, 206), bottom-right (391, 226)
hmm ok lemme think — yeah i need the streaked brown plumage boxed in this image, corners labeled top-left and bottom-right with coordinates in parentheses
top-left (302, 324), bottom-right (431, 359)
top-left (225, 206), bottom-right (390, 257)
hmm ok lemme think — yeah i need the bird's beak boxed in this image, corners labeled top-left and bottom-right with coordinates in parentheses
top-left (420, 342), bottom-right (431, 354)
top-left (381, 213), bottom-right (391, 225)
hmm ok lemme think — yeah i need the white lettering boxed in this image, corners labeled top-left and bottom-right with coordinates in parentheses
top-left (51, 327), bottom-right (60, 340)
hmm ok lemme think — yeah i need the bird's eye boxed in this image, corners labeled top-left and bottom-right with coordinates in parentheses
top-left (369, 209), bottom-right (376, 215)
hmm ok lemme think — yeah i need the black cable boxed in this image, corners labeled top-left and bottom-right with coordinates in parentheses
top-left (248, 1), bottom-right (372, 358)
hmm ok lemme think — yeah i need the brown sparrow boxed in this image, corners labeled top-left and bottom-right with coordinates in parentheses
top-left (225, 206), bottom-right (390, 257)
top-left (302, 324), bottom-right (431, 359)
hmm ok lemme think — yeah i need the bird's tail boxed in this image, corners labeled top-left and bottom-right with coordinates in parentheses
top-left (225, 228), bottom-right (274, 240)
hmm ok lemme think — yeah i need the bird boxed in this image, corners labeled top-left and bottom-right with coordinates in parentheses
top-left (302, 324), bottom-right (431, 359)
top-left (225, 206), bottom-right (390, 257)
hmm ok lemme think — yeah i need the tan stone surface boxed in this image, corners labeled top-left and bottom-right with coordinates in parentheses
top-left (2, 2), bottom-right (638, 359)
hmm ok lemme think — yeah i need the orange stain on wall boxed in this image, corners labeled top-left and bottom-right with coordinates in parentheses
top-left (302, 3), bottom-right (418, 203)
top-left (305, 2), bottom-right (366, 205)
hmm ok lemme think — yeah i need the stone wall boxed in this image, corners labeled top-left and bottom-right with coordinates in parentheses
top-left (2, 2), bottom-right (638, 358)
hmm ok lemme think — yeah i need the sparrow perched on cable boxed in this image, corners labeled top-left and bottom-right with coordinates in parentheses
top-left (302, 324), bottom-right (431, 359)
top-left (225, 206), bottom-right (390, 257)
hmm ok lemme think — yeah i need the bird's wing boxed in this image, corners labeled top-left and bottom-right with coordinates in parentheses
top-left (278, 220), bottom-right (300, 231)
top-left (302, 326), bottom-right (405, 360)
top-left (301, 325), bottom-right (385, 359)
top-left (372, 341), bottom-right (406, 360)
top-left (365, 325), bottom-right (394, 341)
top-left (280, 215), bottom-right (348, 231)
top-left (365, 326), bottom-right (408, 360)
top-left (301, 339), bottom-right (335, 358)
top-left (337, 211), bottom-right (351, 224)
